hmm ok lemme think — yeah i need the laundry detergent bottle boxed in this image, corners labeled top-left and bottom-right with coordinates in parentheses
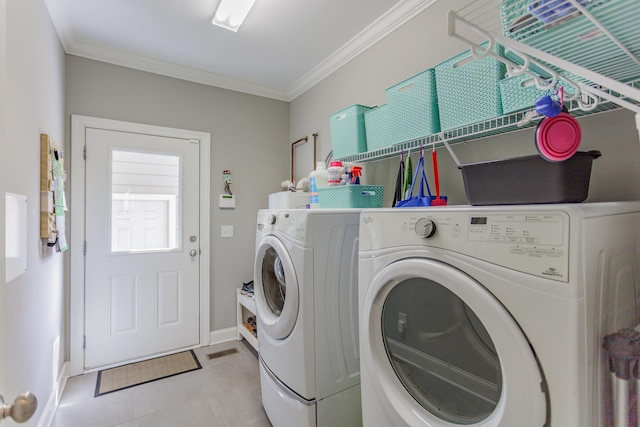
top-left (309, 162), bottom-right (328, 209)
top-left (314, 162), bottom-right (329, 189)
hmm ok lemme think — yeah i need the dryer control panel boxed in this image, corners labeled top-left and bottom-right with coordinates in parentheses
top-left (360, 208), bottom-right (571, 282)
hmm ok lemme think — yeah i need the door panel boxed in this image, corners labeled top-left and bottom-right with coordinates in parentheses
top-left (84, 128), bottom-right (200, 369)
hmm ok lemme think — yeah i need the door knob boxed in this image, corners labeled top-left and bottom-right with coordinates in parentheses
top-left (0, 391), bottom-right (38, 423)
top-left (189, 249), bottom-right (198, 257)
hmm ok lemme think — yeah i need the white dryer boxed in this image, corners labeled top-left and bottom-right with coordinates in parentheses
top-left (358, 203), bottom-right (640, 427)
top-left (254, 209), bottom-right (362, 427)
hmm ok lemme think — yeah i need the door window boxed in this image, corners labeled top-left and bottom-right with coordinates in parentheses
top-left (111, 150), bottom-right (180, 252)
top-left (381, 277), bottom-right (502, 425)
top-left (261, 246), bottom-right (287, 315)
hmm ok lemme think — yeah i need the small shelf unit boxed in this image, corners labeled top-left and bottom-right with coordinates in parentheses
top-left (236, 289), bottom-right (258, 351)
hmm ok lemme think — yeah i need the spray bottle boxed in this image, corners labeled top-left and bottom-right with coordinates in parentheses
top-left (349, 166), bottom-right (363, 184)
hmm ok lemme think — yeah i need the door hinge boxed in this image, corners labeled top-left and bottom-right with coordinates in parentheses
top-left (83, 145), bottom-right (86, 160)
top-left (83, 241), bottom-right (86, 255)
top-left (83, 335), bottom-right (86, 349)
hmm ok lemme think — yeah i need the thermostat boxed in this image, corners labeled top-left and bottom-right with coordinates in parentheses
top-left (219, 194), bottom-right (236, 209)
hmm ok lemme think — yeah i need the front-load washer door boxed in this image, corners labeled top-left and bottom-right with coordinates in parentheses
top-left (254, 235), bottom-right (299, 339)
top-left (361, 258), bottom-right (547, 426)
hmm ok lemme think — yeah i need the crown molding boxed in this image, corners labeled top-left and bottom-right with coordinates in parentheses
top-left (65, 41), bottom-right (290, 101)
top-left (46, 0), bottom-right (438, 102)
top-left (286, 0), bottom-right (438, 101)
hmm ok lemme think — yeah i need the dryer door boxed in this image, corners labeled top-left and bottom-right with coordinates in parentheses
top-left (361, 258), bottom-right (547, 426)
top-left (254, 235), bottom-right (299, 339)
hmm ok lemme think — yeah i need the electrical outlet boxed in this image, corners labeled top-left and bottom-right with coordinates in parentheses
top-left (221, 225), bottom-right (234, 238)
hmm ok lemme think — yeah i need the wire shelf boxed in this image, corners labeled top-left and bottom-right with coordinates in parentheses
top-left (339, 94), bottom-right (622, 164)
top-left (340, 0), bottom-right (640, 164)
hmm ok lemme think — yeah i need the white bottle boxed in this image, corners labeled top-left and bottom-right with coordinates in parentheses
top-left (314, 162), bottom-right (329, 189)
top-left (327, 161), bottom-right (343, 187)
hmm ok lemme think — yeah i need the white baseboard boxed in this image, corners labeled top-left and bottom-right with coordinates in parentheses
top-left (37, 361), bottom-right (69, 427)
top-left (209, 326), bottom-right (237, 345)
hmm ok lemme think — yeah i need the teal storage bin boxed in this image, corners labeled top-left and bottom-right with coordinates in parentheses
top-left (434, 42), bottom-right (506, 131)
top-left (318, 185), bottom-right (384, 208)
top-left (329, 104), bottom-right (372, 159)
top-left (364, 104), bottom-right (392, 151)
top-left (499, 74), bottom-right (575, 114)
top-left (385, 69), bottom-right (440, 144)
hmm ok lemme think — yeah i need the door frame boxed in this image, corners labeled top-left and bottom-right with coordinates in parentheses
top-left (69, 115), bottom-right (211, 376)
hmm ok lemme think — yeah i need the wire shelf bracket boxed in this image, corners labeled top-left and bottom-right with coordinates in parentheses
top-left (447, 0), bottom-right (640, 141)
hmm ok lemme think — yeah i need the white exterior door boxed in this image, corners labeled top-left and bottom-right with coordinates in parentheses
top-left (84, 127), bottom-right (201, 369)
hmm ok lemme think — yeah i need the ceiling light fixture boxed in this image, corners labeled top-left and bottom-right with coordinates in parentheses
top-left (212, 0), bottom-right (257, 32)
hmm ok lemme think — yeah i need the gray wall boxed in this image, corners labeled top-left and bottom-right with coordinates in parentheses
top-left (65, 56), bottom-right (290, 333)
top-left (2, 0), bottom-right (66, 424)
top-left (290, 0), bottom-right (640, 204)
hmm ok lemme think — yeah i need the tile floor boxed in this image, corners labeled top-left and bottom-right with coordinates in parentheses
top-left (51, 340), bottom-right (272, 427)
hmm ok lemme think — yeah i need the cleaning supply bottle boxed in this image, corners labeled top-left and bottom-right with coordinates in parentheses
top-left (327, 161), bottom-right (343, 186)
top-left (308, 174), bottom-right (319, 209)
top-left (314, 162), bottom-right (329, 189)
top-left (309, 162), bottom-right (328, 209)
top-left (349, 166), bottom-right (362, 184)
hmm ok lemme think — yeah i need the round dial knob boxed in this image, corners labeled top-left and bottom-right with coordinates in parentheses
top-left (265, 214), bottom-right (277, 225)
top-left (415, 218), bottom-right (437, 239)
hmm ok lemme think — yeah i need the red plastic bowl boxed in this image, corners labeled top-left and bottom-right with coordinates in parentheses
top-left (535, 112), bottom-right (582, 162)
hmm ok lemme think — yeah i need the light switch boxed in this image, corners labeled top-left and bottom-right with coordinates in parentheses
top-left (221, 225), bottom-right (234, 238)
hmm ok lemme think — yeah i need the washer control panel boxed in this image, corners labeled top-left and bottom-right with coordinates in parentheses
top-left (360, 209), bottom-right (571, 282)
top-left (257, 210), bottom-right (308, 242)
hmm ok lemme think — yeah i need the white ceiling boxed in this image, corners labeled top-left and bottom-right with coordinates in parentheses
top-left (44, 0), bottom-right (438, 101)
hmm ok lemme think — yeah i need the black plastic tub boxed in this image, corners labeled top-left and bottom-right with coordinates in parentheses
top-left (459, 150), bottom-right (601, 205)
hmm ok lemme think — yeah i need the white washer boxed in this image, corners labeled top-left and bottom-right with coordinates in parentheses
top-left (358, 203), bottom-right (640, 427)
top-left (254, 209), bottom-right (362, 427)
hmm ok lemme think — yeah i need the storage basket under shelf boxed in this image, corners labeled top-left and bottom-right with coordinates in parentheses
top-left (385, 69), bottom-right (440, 144)
top-left (434, 42), bottom-right (506, 131)
top-left (329, 104), bottom-right (372, 159)
top-left (318, 185), bottom-right (384, 208)
top-left (499, 74), bottom-right (576, 114)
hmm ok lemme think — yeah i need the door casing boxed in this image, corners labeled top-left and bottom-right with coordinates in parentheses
top-left (70, 115), bottom-right (211, 375)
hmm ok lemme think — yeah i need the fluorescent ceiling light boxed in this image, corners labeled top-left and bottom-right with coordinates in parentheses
top-left (212, 0), bottom-right (257, 32)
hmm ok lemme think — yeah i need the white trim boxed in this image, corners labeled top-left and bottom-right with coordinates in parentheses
top-left (37, 362), bottom-right (69, 427)
top-left (210, 327), bottom-right (238, 345)
top-left (64, 41), bottom-right (290, 101)
top-left (47, 0), bottom-right (438, 101)
top-left (287, 0), bottom-right (438, 100)
top-left (69, 115), bottom-right (211, 376)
